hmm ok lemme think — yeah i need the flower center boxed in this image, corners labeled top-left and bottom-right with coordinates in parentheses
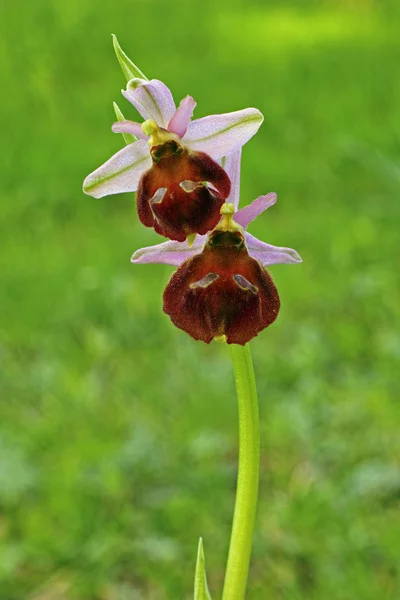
top-left (218, 203), bottom-right (244, 234)
top-left (206, 203), bottom-right (245, 250)
top-left (142, 119), bottom-right (183, 163)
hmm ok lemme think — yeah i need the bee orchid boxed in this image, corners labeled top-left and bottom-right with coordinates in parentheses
top-left (83, 76), bottom-right (263, 241)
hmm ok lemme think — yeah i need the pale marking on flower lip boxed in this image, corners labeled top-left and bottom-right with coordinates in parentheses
top-left (150, 187), bottom-right (167, 204)
top-left (179, 180), bottom-right (204, 193)
top-left (83, 153), bottom-right (150, 193)
top-left (190, 272), bottom-right (219, 289)
top-left (186, 113), bottom-right (263, 144)
top-left (233, 274), bottom-right (258, 294)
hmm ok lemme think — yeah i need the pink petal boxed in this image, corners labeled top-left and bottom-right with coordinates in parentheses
top-left (168, 96), bottom-right (197, 137)
top-left (221, 149), bottom-right (242, 210)
top-left (131, 236), bottom-right (205, 267)
top-left (183, 108), bottom-right (263, 159)
top-left (122, 78), bottom-right (176, 128)
top-left (112, 120), bottom-right (149, 140)
top-left (245, 232), bottom-right (302, 266)
top-left (83, 140), bottom-right (151, 198)
top-left (235, 193), bottom-right (277, 228)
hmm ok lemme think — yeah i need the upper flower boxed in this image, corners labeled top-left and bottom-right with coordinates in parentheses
top-left (131, 150), bottom-right (302, 344)
top-left (82, 75), bottom-right (264, 241)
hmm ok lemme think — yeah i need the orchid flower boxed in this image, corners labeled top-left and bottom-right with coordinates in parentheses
top-left (131, 150), bottom-right (302, 344)
top-left (83, 71), bottom-right (264, 241)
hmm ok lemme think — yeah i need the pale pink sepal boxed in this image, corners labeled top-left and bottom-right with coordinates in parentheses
top-left (168, 96), bottom-right (197, 137)
top-left (112, 120), bottom-right (149, 140)
top-left (83, 140), bottom-right (151, 198)
top-left (184, 108), bottom-right (264, 159)
top-left (245, 232), bottom-right (302, 266)
top-left (131, 230), bottom-right (301, 268)
top-left (122, 78), bottom-right (176, 128)
top-left (222, 149), bottom-right (242, 210)
top-left (131, 236), bottom-right (205, 266)
top-left (235, 193), bottom-right (277, 228)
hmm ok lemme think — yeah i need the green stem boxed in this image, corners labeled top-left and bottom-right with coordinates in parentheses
top-left (222, 343), bottom-right (260, 600)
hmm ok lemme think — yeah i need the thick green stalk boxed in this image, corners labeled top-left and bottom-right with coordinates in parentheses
top-left (222, 343), bottom-right (260, 600)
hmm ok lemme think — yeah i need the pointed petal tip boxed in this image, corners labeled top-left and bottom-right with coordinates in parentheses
top-left (291, 250), bottom-right (303, 263)
top-left (125, 77), bottom-right (147, 91)
top-left (82, 180), bottom-right (91, 197)
top-left (235, 192), bottom-right (277, 228)
top-left (82, 179), bottom-right (101, 199)
top-left (130, 250), bottom-right (141, 263)
top-left (168, 94), bottom-right (197, 137)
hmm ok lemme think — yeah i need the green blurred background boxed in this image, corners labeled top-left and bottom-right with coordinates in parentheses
top-left (1, 0), bottom-right (400, 598)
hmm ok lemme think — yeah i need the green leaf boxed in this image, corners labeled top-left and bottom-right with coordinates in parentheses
top-left (112, 34), bottom-right (148, 82)
top-left (194, 538), bottom-right (212, 600)
top-left (113, 102), bottom-right (137, 145)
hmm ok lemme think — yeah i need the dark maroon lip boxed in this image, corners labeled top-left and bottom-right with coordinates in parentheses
top-left (136, 147), bottom-right (231, 242)
top-left (163, 242), bottom-right (280, 345)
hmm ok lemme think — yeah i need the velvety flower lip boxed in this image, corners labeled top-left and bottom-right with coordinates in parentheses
top-left (130, 150), bottom-right (302, 267)
top-left (163, 218), bottom-right (281, 345)
top-left (82, 76), bottom-right (264, 199)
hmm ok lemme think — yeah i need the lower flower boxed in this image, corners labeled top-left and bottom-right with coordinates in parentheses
top-left (163, 206), bottom-right (280, 345)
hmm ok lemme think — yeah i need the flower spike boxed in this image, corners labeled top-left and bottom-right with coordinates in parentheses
top-left (132, 150), bottom-right (301, 344)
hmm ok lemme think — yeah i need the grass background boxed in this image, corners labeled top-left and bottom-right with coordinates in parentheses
top-left (1, 0), bottom-right (400, 598)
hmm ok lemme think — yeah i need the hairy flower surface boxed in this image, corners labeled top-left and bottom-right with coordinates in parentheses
top-left (83, 77), bottom-right (263, 241)
top-left (131, 151), bottom-right (302, 344)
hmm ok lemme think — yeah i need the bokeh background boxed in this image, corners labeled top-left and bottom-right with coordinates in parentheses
top-left (1, 0), bottom-right (400, 598)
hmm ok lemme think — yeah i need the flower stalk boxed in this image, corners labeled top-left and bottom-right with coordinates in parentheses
top-left (222, 343), bottom-right (260, 600)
